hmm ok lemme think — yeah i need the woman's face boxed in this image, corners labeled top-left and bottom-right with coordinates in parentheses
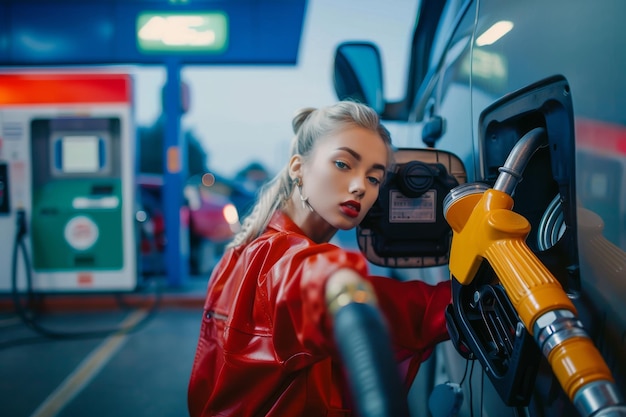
top-left (291, 126), bottom-right (388, 241)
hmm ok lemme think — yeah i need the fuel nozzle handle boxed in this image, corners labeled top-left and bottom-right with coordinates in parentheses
top-left (443, 128), bottom-right (626, 416)
top-left (326, 269), bottom-right (410, 417)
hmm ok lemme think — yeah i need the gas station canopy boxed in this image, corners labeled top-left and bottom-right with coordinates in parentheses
top-left (0, 0), bottom-right (307, 66)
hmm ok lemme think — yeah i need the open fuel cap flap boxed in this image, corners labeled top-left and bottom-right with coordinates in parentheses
top-left (357, 148), bottom-right (466, 268)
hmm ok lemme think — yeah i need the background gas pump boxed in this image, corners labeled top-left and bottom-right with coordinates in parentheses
top-left (0, 71), bottom-right (139, 294)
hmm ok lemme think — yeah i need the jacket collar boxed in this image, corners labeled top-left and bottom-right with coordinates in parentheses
top-left (267, 210), bottom-right (307, 236)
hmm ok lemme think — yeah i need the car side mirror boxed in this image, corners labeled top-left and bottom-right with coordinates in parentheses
top-left (333, 41), bottom-right (385, 114)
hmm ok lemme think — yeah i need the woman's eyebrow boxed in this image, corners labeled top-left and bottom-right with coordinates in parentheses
top-left (337, 147), bottom-right (386, 172)
top-left (371, 163), bottom-right (387, 173)
top-left (337, 146), bottom-right (362, 161)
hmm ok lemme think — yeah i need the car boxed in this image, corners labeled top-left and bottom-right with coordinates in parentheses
top-left (332, 1), bottom-right (626, 416)
top-left (138, 173), bottom-right (240, 276)
top-left (184, 173), bottom-right (241, 275)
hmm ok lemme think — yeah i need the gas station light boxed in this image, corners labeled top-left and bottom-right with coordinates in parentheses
top-left (137, 12), bottom-right (228, 53)
top-left (223, 204), bottom-right (239, 226)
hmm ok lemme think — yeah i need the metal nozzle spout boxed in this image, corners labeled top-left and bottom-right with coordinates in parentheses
top-left (493, 127), bottom-right (547, 196)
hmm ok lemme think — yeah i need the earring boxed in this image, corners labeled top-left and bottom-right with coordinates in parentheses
top-left (294, 178), bottom-right (314, 212)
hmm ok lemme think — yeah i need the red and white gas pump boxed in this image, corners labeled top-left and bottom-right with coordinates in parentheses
top-left (0, 70), bottom-right (138, 293)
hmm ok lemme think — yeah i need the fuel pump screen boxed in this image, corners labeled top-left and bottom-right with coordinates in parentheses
top-left (56, 135), bottom-right (103, 173)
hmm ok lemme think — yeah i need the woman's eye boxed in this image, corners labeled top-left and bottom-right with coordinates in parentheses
top-left (368, 177), bottom-right (381, 186)
top-left (335, 160), bottom-right (349, 169)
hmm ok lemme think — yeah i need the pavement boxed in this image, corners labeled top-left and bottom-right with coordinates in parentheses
top-left (0, 276), bottom-right (209, 417)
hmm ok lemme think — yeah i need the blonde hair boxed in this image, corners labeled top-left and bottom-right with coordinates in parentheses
top-left (228, 101), bottom-right (393, 248)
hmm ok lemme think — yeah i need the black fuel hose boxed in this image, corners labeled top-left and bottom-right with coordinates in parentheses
top-left (328, 277), bottom-right (410, 417)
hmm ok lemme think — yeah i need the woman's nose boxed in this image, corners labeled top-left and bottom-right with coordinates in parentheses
top-left (349, 176), bottom-right (366, 196)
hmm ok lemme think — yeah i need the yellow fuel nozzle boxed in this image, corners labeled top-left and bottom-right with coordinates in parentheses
top-left (445, 185), bottom-right (576, 329)
top-left (443, 128), bottom-right (625, 416)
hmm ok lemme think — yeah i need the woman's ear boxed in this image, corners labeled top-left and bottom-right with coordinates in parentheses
top-left (288, 154), bottom-right (303, 180)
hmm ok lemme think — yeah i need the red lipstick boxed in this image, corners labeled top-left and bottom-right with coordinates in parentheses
top-left (340, 200), bottom-right (361, 218)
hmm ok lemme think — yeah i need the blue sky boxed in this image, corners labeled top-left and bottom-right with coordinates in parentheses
top-left (133, 0), bottom-right (419, 178)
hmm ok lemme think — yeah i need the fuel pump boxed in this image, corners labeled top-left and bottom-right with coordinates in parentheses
top-left (0, 71), bottom-right (139, 294)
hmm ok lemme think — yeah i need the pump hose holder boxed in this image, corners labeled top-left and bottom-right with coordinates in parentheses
top-left (445, 273), bottom-right (541, 406)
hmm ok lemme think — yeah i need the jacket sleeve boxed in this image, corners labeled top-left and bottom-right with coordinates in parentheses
top-left (269, 242), bottom-right (369, 366)
top-left (365, 275), bottom-right (452, 382)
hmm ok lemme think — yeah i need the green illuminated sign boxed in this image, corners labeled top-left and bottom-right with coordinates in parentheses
top-left (137, 12), bottom-right (228, 53)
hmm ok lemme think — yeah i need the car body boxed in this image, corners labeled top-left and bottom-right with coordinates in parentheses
top-left (333, 0), bottom-right (626, 416)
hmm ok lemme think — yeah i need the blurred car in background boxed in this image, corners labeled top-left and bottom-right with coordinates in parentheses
top-left (137, 177), bottom-right (167, 276)
top-left (138, 173), bottom-right (240, 276)
top-left (185, 173), bottom-right (240, 275)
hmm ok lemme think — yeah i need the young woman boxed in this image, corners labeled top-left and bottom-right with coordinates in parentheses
top-left (188, 101), bottom-right (451, 417)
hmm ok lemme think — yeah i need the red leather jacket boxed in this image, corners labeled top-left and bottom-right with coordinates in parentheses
top-left (188, 211), bottom-right (451, 417)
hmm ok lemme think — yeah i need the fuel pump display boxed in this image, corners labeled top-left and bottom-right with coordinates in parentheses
top-left (0, 72), bottom-right (138, 292)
